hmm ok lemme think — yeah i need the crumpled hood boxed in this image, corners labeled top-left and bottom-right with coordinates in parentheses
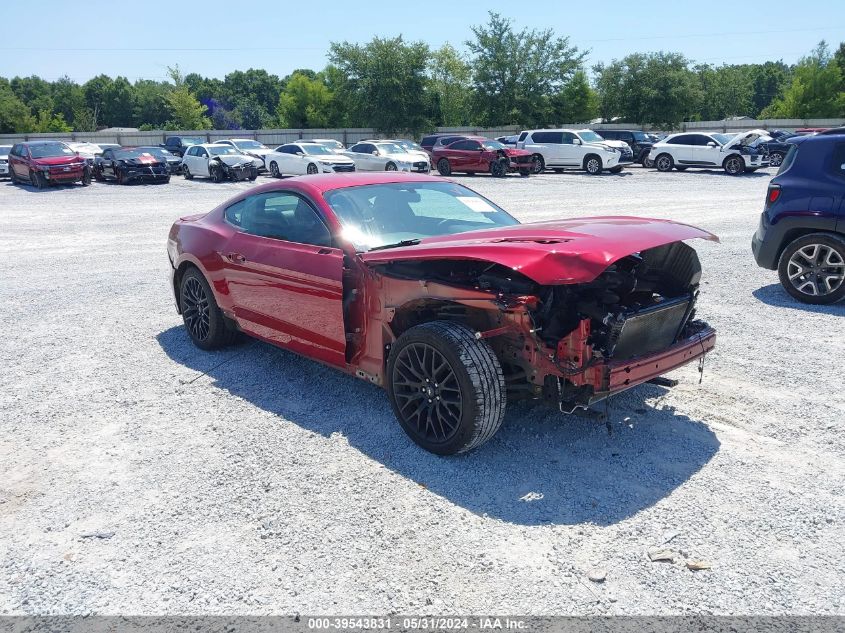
top-left (217, 155), bottom-right (254, 167)
top-left (502, 148), bottom-right (533, 157)
top-left (32, 155), bottom-right (83, 166)
top-left (361, 216), bottom-right (718, 285)
top-left (597, 139), bottom-right (629, 151)
top-left (725, 129), bottom-right (770, 147)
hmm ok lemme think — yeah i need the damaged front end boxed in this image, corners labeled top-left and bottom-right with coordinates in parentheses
top-left (366, 233), bottom-right (716, 414)
top-left (524, 241), bottom-right (715, 411)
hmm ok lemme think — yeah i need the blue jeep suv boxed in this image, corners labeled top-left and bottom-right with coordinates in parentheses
top-left (752, 133), bottom-right (845, 304)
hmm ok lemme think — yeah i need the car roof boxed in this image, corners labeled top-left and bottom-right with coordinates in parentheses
top-left (22, 140), bottom-right (70, 146)
top-left (244, 172), bottom-right (442, 196)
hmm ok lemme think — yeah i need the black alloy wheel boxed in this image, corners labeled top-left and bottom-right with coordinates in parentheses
top-left (386, 321), bottom-right (506, 455)
top-left (385, 162), bottom-right (397, 171)
top-left (306, 163), bottom-right (319, 175)
top-left (437, 158), bottom-right (451, 176)
top-left (490, 159), bottom-right (507, 178)
top-left (531, 154), bottom-right (545, 174)
top-left (179, 268), bottom-right (234, 349)
top-left (769, 151), bottom-right (784, 167)
top-left (724, 155), bottom-right (745, 175)
top-left (269, 161), bottom-right (281, 178)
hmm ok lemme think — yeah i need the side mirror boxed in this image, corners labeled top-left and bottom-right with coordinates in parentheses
top-left (296, 151), bottom-right (304, 156)
top-left (372, 150), bottom-right (380, 156)
top-left (573, 138), bottom-right (582, 145)
top-left (707, 141), bottom-right (718, 147)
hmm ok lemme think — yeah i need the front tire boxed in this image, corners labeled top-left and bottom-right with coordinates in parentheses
top-left (385, 162), bottom-right (397, 172)
top-left (183, 165), bottom-right (193, 180)
top-left (583, 155), bottom-right (602, 175)
top-left (723, 155), bottom-right (745, 175)
top-left (490, 159), bottom-right (507, 178)
top-left (306, 163), bottom-right (318, 175)
top-left (179, 267), bottom-right (235, 350)
top-left (437, 158), bottom-right (452, 176)
top-left (642, 156), bottom-right (654, 168)
top-left (386, 321), bottom-right (506, 455)
top-left (31, 170), bottom-right (46, 189)
top-left (777, 233), bottom-right (845, 305)
top-left (531, 154), bottom-right (545, 174)
top-left (81, 166), bottom-right (92, 186)
top-left (655, 153), bottom-right (674, 172)
top-left (269, 161), bottom-right (281, 178)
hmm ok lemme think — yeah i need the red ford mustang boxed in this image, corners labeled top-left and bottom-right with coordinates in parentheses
top-left (168, 173), bottom-right (716, 454)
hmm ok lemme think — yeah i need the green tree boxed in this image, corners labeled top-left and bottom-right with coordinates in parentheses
top-left (329, 36), bottom-right (433, 135)
top-left (0, 80), bottom-right (34, 133)
top-left (31, 109), bottom-right (72, 132)
top-left (50, 76), bottom-right (86, 128)
top-left (82, 74), bottom-right (114, 128)
top-left (551, 70), bottom-right (598, 123)
top-left (164, 66), bottom-right (211, 130)
top-left (221, 69), bottom-right (282, 128)
top-left (594, 52), bottom-right (700, 128)
top-left (10, 75), bottom-right (54, 115)
top-left (132, 79), bottom-right (172, 128)
top-left (429, 43), bottom-right (472, 126)
top-left (748, 62), bottom-right (790, 116)
top-left (762, 41), bottom-right (845, 118)
top-left (834, 42), bottom-right (845, 89)
top-left (696, 64), bottom-right (753, 120)
top-left (276, 71), bottom-right (334, 128)
top-left (465, 11), bottom-right (587, 126)
top-left (592, 60), bottom-right (625, 122)
top-left (100, 76), bottom-right (136, 127)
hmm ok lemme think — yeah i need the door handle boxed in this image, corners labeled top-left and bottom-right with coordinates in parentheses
top-left (317, 248), bottom-right (333, 255)
top-left (227, 252), bottom-right (246, 263)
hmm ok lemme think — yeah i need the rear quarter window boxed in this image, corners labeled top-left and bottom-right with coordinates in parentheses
top-left (777, 145), bottom-right (799, 175)
top-left (829, 143), bottom-right (845, 179)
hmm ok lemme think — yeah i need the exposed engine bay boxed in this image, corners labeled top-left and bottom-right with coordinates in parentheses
top-left (372, 241), bottom-right (714, 410)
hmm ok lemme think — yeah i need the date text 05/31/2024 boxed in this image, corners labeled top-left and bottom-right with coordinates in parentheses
top-left (307, 617), bottom-right (528, 630)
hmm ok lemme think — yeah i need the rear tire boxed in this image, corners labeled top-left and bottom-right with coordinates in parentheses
top-left (609, 166), bottom-right (623, 173)
top-left (777, 233), bottom-right (845, 305)
top-left (183, 165), bottom-right (193, 180)
top-left (768, 151), bottom-right (784, 167)
top-left (9, 169), bottom-right (18, 184)
top-left (437, 158), bottom-right (452, 176)
top-left (519, 170), bottom-right (531, 178)
top-left (386, 321), bottom-right (506, 455)
top-left (675, 166), bottom-right (688, 171)
top-left (642, 156), bottom-right (654, 168)
top-left (179, 267), bottom-right (235, 350)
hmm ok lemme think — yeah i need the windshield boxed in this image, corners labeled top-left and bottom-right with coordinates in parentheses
top-left (480, 140), bottom-right (506, 151)
top-left (114, 149), bottom-right (158, 159)
top-left (376, 142), bottom-right (405, 154)
top-left (315, 139), bottom-right (343, 149)
top-left (301, 144), bottom-right (334, 156)
top-left (578, 131), bottom-right (605, 143)
top-left (138, 147), bottom-right (172, 157)
top-left (181, 137), bottom-right (204, 146)
top-left (711, 134), bottom-right (732, 145)
top-left (397, 140), bottom-right (423, 152)
top-left (324, 181), bottom-right (519, 251)
top-left (233, 140), bottom-right (267, 150)
top-left (30, 143), bottom-right (74, 158)
top-left (208, 146), bottom-right (240, 156)
top-left (633, 131), bottom-right (649, 142)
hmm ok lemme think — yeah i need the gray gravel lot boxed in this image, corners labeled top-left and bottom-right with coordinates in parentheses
top-left (1, 166), bottom-right (843, 616)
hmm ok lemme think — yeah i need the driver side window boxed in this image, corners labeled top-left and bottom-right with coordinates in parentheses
top-left (240, 192), bottom-right (332, 247)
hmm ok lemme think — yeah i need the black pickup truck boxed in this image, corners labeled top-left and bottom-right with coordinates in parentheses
top-left (160, 135), bottom-right (206, 157)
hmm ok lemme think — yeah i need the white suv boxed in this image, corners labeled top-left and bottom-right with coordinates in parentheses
top-left (517, 129), bottom-right (631, 174)
top-left (648, 130), bottom-right (770, 175)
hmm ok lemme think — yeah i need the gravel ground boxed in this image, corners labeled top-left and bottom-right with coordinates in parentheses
top-left (1, 166), bottom-right (843, 616)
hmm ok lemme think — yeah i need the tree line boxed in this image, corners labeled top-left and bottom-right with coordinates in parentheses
top-left (1, 12), bottom-right (843, 136)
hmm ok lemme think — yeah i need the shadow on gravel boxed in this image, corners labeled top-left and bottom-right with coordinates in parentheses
top-left (752, 283), bottom-right (845, 315)
top-left (157, 326), bottom-right (720, 526)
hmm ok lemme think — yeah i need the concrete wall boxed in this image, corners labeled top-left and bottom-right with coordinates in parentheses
top-left (1, 119), bottom-right (841, 145)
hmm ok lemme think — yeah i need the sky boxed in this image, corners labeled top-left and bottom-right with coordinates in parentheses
top-left (2, 0), bottom-right (844, 83)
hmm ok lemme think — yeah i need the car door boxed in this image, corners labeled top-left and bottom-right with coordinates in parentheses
top-left (9, 145), bottom-right (24, 179)
top-left (98, 149), bottom-right (114, 178)
top-left (194, 147), bottom-right (211, 176)
top-left (445, 139), bottom-right (474, 171)
top-left (693, 134), bottom-right (722, 166)
top-left (556, 132), bottom-right (579, 166)
top-left (348, 143), bottom-right (375, 170)
top-left (670, 134), bottom-right (699, 164)
top-left (220, 191), bottom-right (347, 367)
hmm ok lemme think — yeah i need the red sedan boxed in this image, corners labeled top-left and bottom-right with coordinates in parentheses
top-left (8, 141), bottom-right (92, 188)
top-left (168, 173), bottom-right (716, 454)
top-left (433, 137), bottom-right (536, 178)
